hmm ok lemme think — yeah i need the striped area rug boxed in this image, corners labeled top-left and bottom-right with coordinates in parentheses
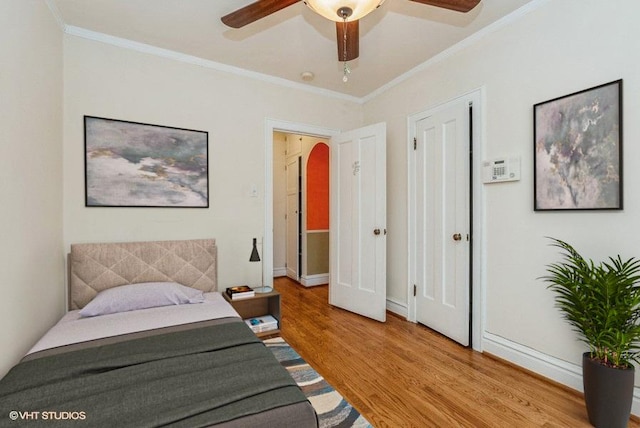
top-left (264, 337), bottom-right (372, 428)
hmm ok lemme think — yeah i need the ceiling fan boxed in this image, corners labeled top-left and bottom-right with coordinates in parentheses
top-left (221, 0), bottom-right (481, 63)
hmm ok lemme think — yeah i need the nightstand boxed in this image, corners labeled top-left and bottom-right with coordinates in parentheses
top-left (223, 289), bottom-right (281, 338)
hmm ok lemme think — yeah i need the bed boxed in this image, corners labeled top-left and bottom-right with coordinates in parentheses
top-left (0, 239), bottom-right (318, 428)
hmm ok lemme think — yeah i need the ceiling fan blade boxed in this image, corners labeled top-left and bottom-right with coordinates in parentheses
top-left (409, 0), bottom-right (480, 13)
top-left (336, 20), bottom-right (359, 61)
top-left (221, 0), bottom-right (300, 28)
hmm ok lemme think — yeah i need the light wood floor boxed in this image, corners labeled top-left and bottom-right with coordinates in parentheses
top-left (274, 277), bottom-right (640, 428)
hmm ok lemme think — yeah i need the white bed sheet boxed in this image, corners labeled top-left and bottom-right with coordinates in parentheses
top-left (27, 292), bottom-right (240, 355)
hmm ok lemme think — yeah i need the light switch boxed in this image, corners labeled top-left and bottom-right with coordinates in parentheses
top-left (250, 184), bottom-right (258, 197)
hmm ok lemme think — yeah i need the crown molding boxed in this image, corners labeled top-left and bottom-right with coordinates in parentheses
top-left (63, 25), bottom-right (363, 105)
top-left (45, 0), bottom-right (67, 31)
top-left (361, 0), bottom-right (551, 103)
top-left (51, 0), bottom-right (549, 105)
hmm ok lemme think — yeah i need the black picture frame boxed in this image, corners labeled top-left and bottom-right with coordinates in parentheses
top-left (84, 116), bottom-right (209, 208)
top-left (533, 79), bottom-right (622, 211)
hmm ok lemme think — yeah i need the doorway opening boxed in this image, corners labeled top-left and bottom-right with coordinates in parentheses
top-left (264, 120), bottom-right (338, 291)
top-left (273, 132), bottom-right (330, 286)
top-left (265, 119), bottom-right (388, 323)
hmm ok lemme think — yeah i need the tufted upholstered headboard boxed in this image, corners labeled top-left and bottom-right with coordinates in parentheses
top-left (68, 239), bottom-right (217, 310)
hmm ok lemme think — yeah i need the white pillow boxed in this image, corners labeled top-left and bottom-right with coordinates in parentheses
top-left (79, 282), bottom-right (205, 317)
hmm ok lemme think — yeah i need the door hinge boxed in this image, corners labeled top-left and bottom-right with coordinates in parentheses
top-left (413, 284), bottom-right (417, 297)
top-left (413, 137), bottom-right (417, 150)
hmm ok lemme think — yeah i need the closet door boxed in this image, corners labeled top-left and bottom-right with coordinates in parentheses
top-left (413, 97), bottom-right (471, 346)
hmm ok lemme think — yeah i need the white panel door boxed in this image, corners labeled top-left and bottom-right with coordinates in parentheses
top-left (285, 156), bottom-right (299, 280)
top-left (414, 99), bottom-right (470, 345)
top-left (330, 122), bottom-right (386, 322)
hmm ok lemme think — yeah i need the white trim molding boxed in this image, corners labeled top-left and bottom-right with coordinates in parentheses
top-left (63, 26), bottom-right (361, 104)
top-left (483, 332), bottom-right (640, 417)
top-left (300, 274), bottom-right (329, 287)
top-left (361, 0), bottom-right (552, 102)
top-left (483, 332), bottom-right (582, 390)
top-left (45, 0), bottom-right (67, 31)
top-left (50, 0), bottom-right (550, 104)
top-left (386, 298), bottom-right (408, 319)
top-left (273, 267), bottom-right (287, 278)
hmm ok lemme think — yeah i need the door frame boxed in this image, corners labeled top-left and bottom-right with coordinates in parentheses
top-left (407, 88), bottom-right (485, 352)
top-left (264, 119), bottom-right (339, 289)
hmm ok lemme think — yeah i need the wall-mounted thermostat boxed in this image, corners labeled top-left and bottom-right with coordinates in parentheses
top-left (482, 157), bottom-right (521, 183)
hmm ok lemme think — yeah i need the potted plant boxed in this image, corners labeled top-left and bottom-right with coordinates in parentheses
top-left (541, 237), bottom-right (640, 428)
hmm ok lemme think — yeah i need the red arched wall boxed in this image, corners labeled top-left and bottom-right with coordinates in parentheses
top-left (306, 143), bottom-right (329, 230)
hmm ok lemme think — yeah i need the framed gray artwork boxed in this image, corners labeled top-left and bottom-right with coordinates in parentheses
top-left (534, 79), bottom-right (622, 211)
top-left (84, 116), bottom-right (208, 208)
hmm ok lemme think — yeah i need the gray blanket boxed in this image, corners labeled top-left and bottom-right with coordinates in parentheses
top-left (0, 322), bottom-right (309, 427)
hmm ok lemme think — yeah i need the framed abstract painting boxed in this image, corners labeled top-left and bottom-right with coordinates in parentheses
top-left (84, 116), bottom-right (209, 208)
top-left (533, 79), bottom-right (622, 211)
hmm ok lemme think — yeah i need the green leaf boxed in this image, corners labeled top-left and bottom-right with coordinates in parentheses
top-left (540, 237), bottom-right (640, 368)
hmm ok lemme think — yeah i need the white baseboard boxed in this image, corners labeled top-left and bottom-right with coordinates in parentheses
top-left (482, 332), bottom-right (640, 417)
top-left (386, 298), bottom-right (408, 319)
top-left (300, 274), bottom-right (328, 287)
top-left (273, 267), bottom-right (286, 277)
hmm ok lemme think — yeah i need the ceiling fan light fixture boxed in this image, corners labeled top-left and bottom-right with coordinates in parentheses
top-left (304, 0), bottom-right (385, 22)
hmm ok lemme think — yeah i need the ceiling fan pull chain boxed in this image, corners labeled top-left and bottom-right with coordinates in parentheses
top-left (342, 17), bottom-right (351, 83)
top-left (223, 0), bottom-right (480, 83)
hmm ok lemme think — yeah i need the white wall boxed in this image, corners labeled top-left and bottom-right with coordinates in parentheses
top-left (62, 36), bottom-right (362, 289)
top-left (0, 1), bottom-right (64, 376)
top-left (364, 0), bottom-right (640, 393)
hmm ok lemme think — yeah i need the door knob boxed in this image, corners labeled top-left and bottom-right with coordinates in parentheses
top-left (374, 228), bottom-right (381, 235)
top-left (453, 233), bottom-right (462, 241)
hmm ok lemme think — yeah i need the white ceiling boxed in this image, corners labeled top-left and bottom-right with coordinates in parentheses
top-left (51, 0), bottom-right (534, 98)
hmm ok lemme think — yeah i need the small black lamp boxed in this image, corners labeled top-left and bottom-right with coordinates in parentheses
top-left (249, 238), bottom-right (272, 293)
top-left (249, 238), bottom-right (261, 262)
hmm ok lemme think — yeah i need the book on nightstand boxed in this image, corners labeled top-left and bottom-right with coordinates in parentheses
top-left (244, 315), bottom-right (278, 333)
top-left (225, 285), bottom-right (255, 300)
